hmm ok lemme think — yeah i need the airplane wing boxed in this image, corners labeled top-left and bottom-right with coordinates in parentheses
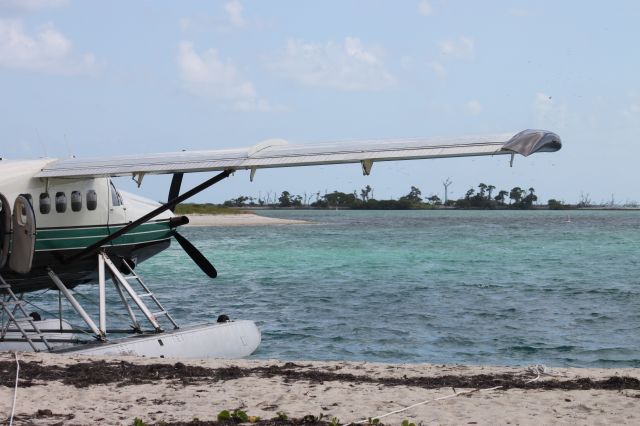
top-left (35, 129), bottom-right (561, 179)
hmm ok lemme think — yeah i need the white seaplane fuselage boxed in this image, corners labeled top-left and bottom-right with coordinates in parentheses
top-left (0, 158), bottom-right (175, 292)
top-left (0, 158), bottom-right (261, 358)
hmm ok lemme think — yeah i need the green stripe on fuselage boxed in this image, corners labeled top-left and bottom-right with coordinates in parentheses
top-left (35, 221), bottom-right (173, 251)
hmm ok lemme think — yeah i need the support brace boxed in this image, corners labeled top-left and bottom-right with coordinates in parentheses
top-left (48, 268), bottom-right (105, 340)
top-left (132, 172), bottom-right (146, 187)
top-left (102, 254), bottom-right (162, 332)
top-left (361, 159), bottom-right (373, 176)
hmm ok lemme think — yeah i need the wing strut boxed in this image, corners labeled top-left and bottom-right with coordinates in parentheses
top-left (64, 169), bottom-right (234, 264)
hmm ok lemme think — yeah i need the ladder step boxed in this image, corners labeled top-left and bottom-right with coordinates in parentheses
top-left (0, 272), bottom-right (53, 351)
top-left (152, 311), bottom-right (167, 317)
top-left (124, 276), bottom-right (140, 281)
top-left (139, 293), bottom-right (154, 298)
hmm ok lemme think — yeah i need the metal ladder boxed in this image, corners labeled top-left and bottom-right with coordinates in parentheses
top-left (0, 274), bottom-right (52, 351)
top-left (111, 255), bottom-right (179, 331)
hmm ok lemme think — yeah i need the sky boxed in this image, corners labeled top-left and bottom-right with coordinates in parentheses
top-left (0, 1), bottom-right (639, 204)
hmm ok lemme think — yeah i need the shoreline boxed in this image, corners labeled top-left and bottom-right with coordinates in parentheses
top-left (184, 213), bottom-right (310, 227)
top-left (1, 352), bottom-right (638, 425)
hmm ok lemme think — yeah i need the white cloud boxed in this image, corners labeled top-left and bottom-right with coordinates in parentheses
top-left (179, 2), bottom-right (249, 34)
top-left (0, 0), bottom-right (69, 13)
top-left (269, 37), bottom-right (396, 91)
top-left (464, 100), bottom-right (482, 115)
top-left (430, 60), bottom-right (446, 77)
top-left (0, 19), bottom-right (97, 74)
top-left (224, 0), bottom-right (246, 28)
top-left (418, 0), bottom-right (433, 16)
top-left (623, 102), bottom-right (640, 117)
top-left (177, 42), bottom-right (278, 111)
top-left (439, 36), bottom-right (475, 58)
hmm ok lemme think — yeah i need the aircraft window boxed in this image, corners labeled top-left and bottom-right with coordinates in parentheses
top-left (55, 192), bottom-right (67, 213)
top-left (110, 181), bottom-right (122, 207)
top-left (87, 190), bottom-right (97, 211)
top-left (39, 193), bottom-right (51, 214)
top-left (17, 198), bottom-right (27, 226)
top-left (71, 191), bottom-right (82, 212)
top-left (19, 194), bottom-right (32, 218)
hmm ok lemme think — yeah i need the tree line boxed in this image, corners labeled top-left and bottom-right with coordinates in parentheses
top-left (220, 183), bottom-right (565, 210)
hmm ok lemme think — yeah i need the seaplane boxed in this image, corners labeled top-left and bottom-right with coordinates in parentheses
top-left (0, 129), bottom-right (561, 358)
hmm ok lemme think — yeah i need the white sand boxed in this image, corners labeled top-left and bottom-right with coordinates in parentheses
top-left (1, 352), bottom-right (638, 425)
top-left (185, 213), bottom-right (309, 227)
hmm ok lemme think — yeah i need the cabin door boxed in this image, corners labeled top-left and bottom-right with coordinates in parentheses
top-left (107, 179), bottom-right (127, 230)
top-left (8, 195), bottom-right (36, 274)
top-left (0, 193), bottom-right (10, 269)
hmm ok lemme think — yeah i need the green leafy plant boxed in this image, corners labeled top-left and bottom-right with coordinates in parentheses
top-left (401, 420), bottom-right (416, 426)
top-left (329, 416), bottom-right (341, 426)
top-left (217, 409), bottom-right (249, 422)
top-left (366, 418), bottom-right (380, 425)
top-left (301, 413), bottom-right (324, 423)
top-left (232, 410), bottom-right (249, 422)
top-left (132, 419), bottom-right (147, 426)
top-left (273, 411), bottom-right (289, 421)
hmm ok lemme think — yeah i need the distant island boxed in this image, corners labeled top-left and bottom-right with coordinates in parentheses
top-left (175, 183), bottom-right (639, 213)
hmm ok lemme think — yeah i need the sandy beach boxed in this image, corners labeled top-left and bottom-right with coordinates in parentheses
top-left (1, 352), bottom-right (638, 425)
top-left (184, 213), bottom-right (310, 227)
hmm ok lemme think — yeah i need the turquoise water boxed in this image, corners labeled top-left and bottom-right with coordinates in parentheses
top-left (39, 210), bottom-right (638, 367)
top-left (131, 209), bottom-right (640, 367)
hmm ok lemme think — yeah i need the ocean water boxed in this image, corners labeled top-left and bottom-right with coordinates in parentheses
top-left (132, 209), bottom-right (640, 368)
top-left (41, 210), bottom-right (640, 367)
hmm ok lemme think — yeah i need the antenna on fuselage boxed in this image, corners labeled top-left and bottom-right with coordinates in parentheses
top-left (64, 133), bottom-right (76, 158)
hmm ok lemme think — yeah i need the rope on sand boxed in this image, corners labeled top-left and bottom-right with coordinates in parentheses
top-left (346, 364), bottom-right (559, 425)
top-left (9, 352), bottom-right (20, 426)
top-left (526, 364), bottom-right (563, 382)
top-left (346, 385), bottom-right (504, 424)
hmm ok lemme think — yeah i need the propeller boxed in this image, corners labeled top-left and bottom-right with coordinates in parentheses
top-left (168, 173), bottom-right (217, 278)
top-left (168, 172), bottom-right (184, 212)
top-left (171, 229), bottom-right (217, 278)
top-left (64, 170), bottom-right (232, 280)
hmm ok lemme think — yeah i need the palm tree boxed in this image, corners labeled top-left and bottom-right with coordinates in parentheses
top-left (478, 183), bottom-right (487, 198)
top-left (495, 190), bottom-right (508, 204)
top-left (465, 187), bottom-right (475, 199)
top-left (487, 185), bottom-right (496, 199)
top-left (360, 185), bottom-right (372, 202)
top-left (401, 186), bottom-right (422, 202)
top-left (509, 187), bottom-right (523, 205)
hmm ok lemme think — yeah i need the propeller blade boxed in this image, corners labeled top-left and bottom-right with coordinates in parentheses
top-left (172, 230), bottom-right (217, 278)
top-left (168, 172), bottom-right (184, 212)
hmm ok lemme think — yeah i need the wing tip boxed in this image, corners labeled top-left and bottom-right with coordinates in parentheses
top-left (502, 129), bottom-right (562, 157)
